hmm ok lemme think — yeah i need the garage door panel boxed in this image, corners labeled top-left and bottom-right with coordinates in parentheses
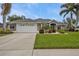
top-left (16, 24), bottom-right (37, 32)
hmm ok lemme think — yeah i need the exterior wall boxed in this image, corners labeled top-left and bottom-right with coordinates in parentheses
top-left (37, 23), bottom-right (49, 30)
top-left (37, 23), bottom-right (41, 31)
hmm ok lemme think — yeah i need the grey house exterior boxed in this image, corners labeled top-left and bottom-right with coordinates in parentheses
top-left (9, 19), bottom-right (67, 33)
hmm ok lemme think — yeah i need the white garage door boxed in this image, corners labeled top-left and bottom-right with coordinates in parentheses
top-left (16, 23), bottom-right (37, 32)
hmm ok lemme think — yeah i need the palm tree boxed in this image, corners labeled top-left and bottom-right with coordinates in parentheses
top-left (74, 3), bottom-right (79, 26)
top-left (1, 3), bottom-right (11, 31)
top-left (60, 3), bottom-right (77, 30)
top-left (60, 3), bottom-right (79, 27)
top-left (63, 18), bottom-right (76, 31)
top-left (60, 3), bottom-right (76, 19)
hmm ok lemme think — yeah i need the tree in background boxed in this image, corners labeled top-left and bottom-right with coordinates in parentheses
top-left (7, 15), bottom-right (26, 21)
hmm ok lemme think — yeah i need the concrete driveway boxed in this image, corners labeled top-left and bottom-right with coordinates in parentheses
top-left (0, 33), bottom-right (36, 56)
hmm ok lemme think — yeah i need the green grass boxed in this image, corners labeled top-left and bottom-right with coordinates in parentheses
top-left (34, 32), bottom-right (79, 49)
top-left (0, 33), bottom-right (13, 37)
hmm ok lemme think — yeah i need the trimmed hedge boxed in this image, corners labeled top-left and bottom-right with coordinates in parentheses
top-left (39, 29), bottom-right (44, 34)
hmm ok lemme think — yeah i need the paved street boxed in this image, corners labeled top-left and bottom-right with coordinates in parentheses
top-left (0, 33), bottom-right (36, 56)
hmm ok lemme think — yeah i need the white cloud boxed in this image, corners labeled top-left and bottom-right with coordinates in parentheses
top-left (9, 8), bottom-right (40, 19)
top-left (24, 9), bottom-right (39, 19)
top-left (9, 8), bottom-right (26, 16)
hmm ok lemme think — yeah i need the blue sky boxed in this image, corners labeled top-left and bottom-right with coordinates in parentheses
top-left (0, 3), bottom-right (63, 23)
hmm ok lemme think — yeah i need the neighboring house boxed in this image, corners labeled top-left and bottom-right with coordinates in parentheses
top-left (9, 18), bottom-right (67, 33)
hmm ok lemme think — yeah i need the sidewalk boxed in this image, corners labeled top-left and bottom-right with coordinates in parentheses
top-left (33, 49), bottom-right (79, 56)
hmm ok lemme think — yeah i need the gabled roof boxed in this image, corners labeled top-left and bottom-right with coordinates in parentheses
top-left (35, 18), bottom-right (51, 23)
top-left (48, 20), bottom-right (58, 23)
top-left (10, 18), bottom-right (67, 25)
top-left (10, 18), bottom-right (51, 23)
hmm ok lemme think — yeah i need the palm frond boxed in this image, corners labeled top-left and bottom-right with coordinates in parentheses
top-left (1, 3), bottom-right (12, 15)
top-left (60, 9), bottom-right (69, 16)
top-left (61, 3), bottom-right (70, 8)
top-left (72, 10), bottom-right (77, 16)
top-left (63, 11), bottom-right (69, 18)
top-left (61, 4), bottom-right (67, 8)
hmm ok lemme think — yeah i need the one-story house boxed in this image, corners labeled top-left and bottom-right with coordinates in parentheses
top-left (9, 18), bottom-right (67, 33)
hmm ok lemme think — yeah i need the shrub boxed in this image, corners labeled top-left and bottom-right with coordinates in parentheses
top-left (52, 30), bottom-right (56, 33)
top-left (0, 28), bottom-right (3, 33)
top-left (48, 30), bottom-right (52, 33)
top-left (48, 29), bottom-right (56, 33)
top-left (39, 29), bottom-right (44, 34)
top-left (0, 28), bottom-right (13, 34)
top-left (75, 30), bottom-right (78, 32)
top-left (5, 29), bottom-right (12, 34)
top-left (58, 30), bottom-right (65, 33)
top-left (69, 28), bottom-right (75, 32)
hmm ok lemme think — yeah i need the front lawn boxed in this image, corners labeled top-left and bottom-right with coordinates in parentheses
top-left (34, 32), bottom-right (79, 49)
